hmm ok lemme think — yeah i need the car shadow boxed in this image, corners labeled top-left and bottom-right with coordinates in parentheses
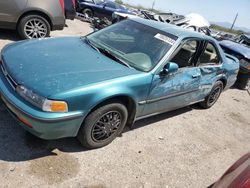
top-left (0, 99), bottom-right (86, 162)
top-left (0, 29), bottom-right (20, 42)
top-left (0, 98), bottom-right (196, 162)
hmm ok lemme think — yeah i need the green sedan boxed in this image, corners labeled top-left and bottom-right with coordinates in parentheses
top-left (0, 19), bottom-right (239, 148)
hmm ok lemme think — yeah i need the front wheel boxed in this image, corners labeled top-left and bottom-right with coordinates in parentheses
top-left (77, 102), bottom-right (128, 149)
top-left (199, 81), bottom-right (223, 109)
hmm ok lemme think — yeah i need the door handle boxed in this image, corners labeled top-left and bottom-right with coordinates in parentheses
top-left (192, 74), bottom-right (201, 78)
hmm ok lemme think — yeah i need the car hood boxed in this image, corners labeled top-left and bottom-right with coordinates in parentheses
top-left (220, 40), bottom-right (250, 60)
top-left (1, 37), bottom-right (139, 97)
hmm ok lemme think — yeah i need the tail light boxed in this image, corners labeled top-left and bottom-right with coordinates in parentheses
top-left (59, 0), bottom-right (65, 15)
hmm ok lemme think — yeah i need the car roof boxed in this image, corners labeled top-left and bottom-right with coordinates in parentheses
top-left (131, 18), bottom-right (214, 41)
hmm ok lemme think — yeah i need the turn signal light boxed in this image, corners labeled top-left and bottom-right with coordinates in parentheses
top-left (50, 101), bottom-right (68, 112)
top-left (42, 99), bottom-right (68, 112)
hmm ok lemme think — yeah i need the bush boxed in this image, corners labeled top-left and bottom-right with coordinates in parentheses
top-left (210, 24), bottom-right (245, 35)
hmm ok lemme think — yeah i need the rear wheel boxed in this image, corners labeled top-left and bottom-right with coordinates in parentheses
top-left (18, 15), bottom-right (50, 39)
top-left (199, 81), bottom-right (223, 109)
top-left (82, 8), bottom-right (94, 18)
top-left (77, 102), bottom-right (128, 149)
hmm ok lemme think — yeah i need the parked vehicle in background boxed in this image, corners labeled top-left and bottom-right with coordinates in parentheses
top-left (112, 11), bottom-right (211, 36)
top-left (210, 152), bottom-right (250, 188)
top-left (220, 34), bottom-right (250, 89)
top-left (210, 30), bottom-right (222, 40)
top-left (174, 13), bottom-right (211, 36)
top-left (77, 0), bottom-right (134, 20)
top-left (216, 32), bottom-right (236, 41)
top-left (0, 0), bottom-right (66, 39)
top-left (0, 19), bottom-right (239, 149)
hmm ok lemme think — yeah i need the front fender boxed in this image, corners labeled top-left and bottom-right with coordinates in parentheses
top-left (52, 73), bottom-right (153, 119)
top-left (84, 85), bottom-right (140, 115)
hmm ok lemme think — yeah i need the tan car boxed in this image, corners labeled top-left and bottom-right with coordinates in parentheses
top-left (0, 0), bottom-right (70, 39)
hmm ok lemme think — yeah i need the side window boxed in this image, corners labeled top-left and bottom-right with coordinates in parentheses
top-left (106, 2), bottom-right (116, 8)
top-left (171, 40), bottom-right (198, 68)
top-left (198, 42), bottom-right (220, 65)
top-left (95, 0), bottom-right (104, 4)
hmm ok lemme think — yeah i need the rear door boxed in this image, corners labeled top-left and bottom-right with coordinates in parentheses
top-left (197, 40), bottom-right (224, 98)
top-left (0, 0), bottom-right (27, 28)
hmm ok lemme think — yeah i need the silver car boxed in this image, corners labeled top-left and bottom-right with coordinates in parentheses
top-left (0, 0), bottom-right (67, 39)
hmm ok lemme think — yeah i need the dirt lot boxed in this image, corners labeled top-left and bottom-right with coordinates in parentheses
top-left (0, 19), bottom-right (249, 188)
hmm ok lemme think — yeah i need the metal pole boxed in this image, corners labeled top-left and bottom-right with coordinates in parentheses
top-left (231, 13), bottom-right (238, 30)
top-left (151, 0), bottom-right (156, 11)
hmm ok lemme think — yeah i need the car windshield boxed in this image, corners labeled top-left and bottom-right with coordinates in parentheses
top-left (87, 20), bottom-right (177, 72)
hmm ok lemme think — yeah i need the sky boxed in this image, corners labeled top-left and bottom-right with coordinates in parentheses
top-left (123, 0), bottom-right (250, 29)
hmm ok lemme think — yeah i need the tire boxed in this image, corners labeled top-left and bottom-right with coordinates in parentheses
top-left (18, 14), bottom-right (50, 39)
top-left (237, 73), bottom-right (250, 90)
top-left (82, 8), bottom-right (94, 18)
top-left (199, 81), bottom-right (223, 109)
top-left (77, 102), bottom-right (128, 149)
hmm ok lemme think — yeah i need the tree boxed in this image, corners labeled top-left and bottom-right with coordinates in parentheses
top-left (115, 0), bottom-right (123, 4)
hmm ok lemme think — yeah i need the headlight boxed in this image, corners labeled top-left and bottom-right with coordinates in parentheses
top-left (16, 85), bottom-right (68, 112)
top-left (240, 59), bottom-right (250, 70)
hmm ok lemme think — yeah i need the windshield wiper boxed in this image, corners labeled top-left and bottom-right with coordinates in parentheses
top-left (85, 37), bottom-right (133, 69)
top-left (97, 47), bottom-right (133, 69)
top-left (85, 37), bottom-right (100, 53)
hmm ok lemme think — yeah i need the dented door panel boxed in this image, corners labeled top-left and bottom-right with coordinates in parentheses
top-left (199, 65), bottom-right (223, 97)
top-left (142, 67), bottom-right (202, 116)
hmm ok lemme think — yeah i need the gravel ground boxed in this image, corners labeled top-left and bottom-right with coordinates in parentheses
top-left (0, 19), bottom-right (249, 188)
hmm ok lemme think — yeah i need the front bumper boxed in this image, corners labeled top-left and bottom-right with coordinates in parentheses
top-left (0, 68), bottom-right (84, 140)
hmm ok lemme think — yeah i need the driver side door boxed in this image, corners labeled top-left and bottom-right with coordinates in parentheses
top-left (142, 39), bottom-right (203, 116)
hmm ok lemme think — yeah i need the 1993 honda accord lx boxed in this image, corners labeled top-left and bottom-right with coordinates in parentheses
top-left (0, 19), bottom-right (239, 148)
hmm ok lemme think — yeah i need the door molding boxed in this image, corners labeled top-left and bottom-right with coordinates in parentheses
top-left (143, 88), bottom-right (200, 104)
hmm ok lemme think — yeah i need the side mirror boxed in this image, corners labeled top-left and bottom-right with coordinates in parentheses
top-left (161, 62), bottom-right (179, 76)
top-left (102, 2), bottom-right (107, 8)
